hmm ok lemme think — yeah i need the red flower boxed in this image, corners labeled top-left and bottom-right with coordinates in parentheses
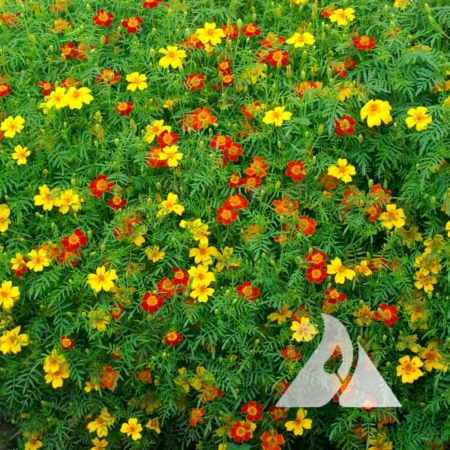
top-left (320, 5), bottom-right (337, 18)
top-left (230, 421), bottom-right (253, 443)
top-left (61, 335), bottom-right (74, 351)
top-left (58, 250), bottom-right (81, 267)
top-left (146, 147), bottom-right (168, 168)
top-left (116, 101), bottom-right (134, 116)
top-left (365, 204), bottom-right (382, 222)
top-left (93, 9), bottom-right (114, 27)
top-left (306, 265), bottom-right (327, 283)
top-left (61, 42), bottom-right (76, 60)
top-left (0, 82), bottom-right (12, 98)
top-left (261, 430), bottom-right (285, 450)
top-left (216, 206), bottom-right (239, 225)
top-left (223, 142), bottom-right (243, 162)
top-left (241, 101), bottom-right (263, 119)
top-left (267, 50), bottom-right (289, 67)
top-left (286, 160), bottom-right (306, 182)
top-left (227, 173), bottom-right (244, 189)
top-left (224, 194), bottom-right (249, 211)
top-left (268, 406), bottom-right (287, 423)
top-left (110, 303), bottom-right (124, 321)
top-left (171, 268), bottom-right (189, 285)
top-left (164, 330), bottom-right (183, 346)
top-left (261, 33), bottom-right (286, 49)
top-left (305, 249), bottom-right (327, 267)
top-left (157, 130), bottom-right (179, 148)
top-left (61, 228), bottom-right (87, 252)
top-left (242, 23), bottom-right (261, 38)
top-left (236, 281), bottom-right (260, 302)
top-left (156, 277), bottom-right (175, 298)
top-left (374, 303), bottom-right (398, 327)
top-left (324, 288), bottom-right (346, 304)
top-left (99, 365), bottom-right (119, 390)
top-left (335, 115), bottom-right (356, 136)
top-left (184, 73), bottom-right (205, 92)
top-left (281, 345), bottom-right (301, 362)
top-left (121, 16), bottom-right (143, 34)
top-left (142, 0), bottom-right (163, 8)
top-left (221, 24), bottom-right (239, 39)
top-left (88, 175), bottom-right (114, 198)
top-left (108, 195), bottom-right (127, 211)
top-left (218, 59), bottom-right (232, 74)
top-left (210, 134), bottom-right (232, 151)
top-left (141, 292), bottom-right (165, 313)
top-left (296, 216), bottom-right (317, 236)
top-left (221, 72), bottom-right (234, 87)
top-left (95, 68), bottom-right (121, 85)
top-left (245, 156), bottom-right (269, 178)
top-left (352, 36), bottom-right (376, 50)
top-left (241, 401), bottom-right (263, 422)
top-left (38, 80), bottom-right (54, 96)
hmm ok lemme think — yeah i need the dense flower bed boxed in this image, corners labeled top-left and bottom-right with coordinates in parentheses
top-left (0, 0), bottom-right (450, 449)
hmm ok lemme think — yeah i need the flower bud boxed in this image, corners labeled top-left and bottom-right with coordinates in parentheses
top-left (275, 6), bottom-right (281, 18)
top-left (275, 180), bottom-right (281, 190)
top-left (100, 35), bottom-right (106, 47)
top-left (318, 124), bottom-right (324, 135)
top-left (150, 48), bottom-right (155, 58)
top-left (301, 69), bottom-right (306, 80)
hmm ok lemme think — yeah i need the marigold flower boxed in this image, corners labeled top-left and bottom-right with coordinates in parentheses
top-left (261, 429), bottom-right (285, 450)
top-left (158, 45), bottom-right (187, 69)
top-left (87, 266), bottom-right (118, 292)
top-left (24, 433), bottom-right (43, 450)
top-left (10, 145), bottom-right (30, 165)
top-left (285, 408), bottom-right (312, 435)
top-left (0, 204), bottom-right (11, 233)
top-left (65, 87), bottom-right (93, 109)
top-left (93, 9), bottom-right (114, 27)
top-left (396, 355), bottom-right (424, 383)
top-left (0, 326), bottom-right (28, 354)
top-left (89, 175), bottom-right (114, 198)
top-left (268, 305), bottom-right (293, 324)
top-left (145, 417), bottom-right (161, 434)
top-left (126, 72), bottom-right (148, 91)
top-left (216, 205), bottom-right (239, 225)
top-left (335, 116), bottom-right (356, 136)
top-left (291, 317), bottom-right (318, 342)
top-left (374, 303), bottom-right (399, 327)
top-left (327, 257), bottom-right (356, 284)
top-left (141, 292), bottom-right (165, 313)
top-left (184, 73), bottom-right (205, 92)
top-left (286, 32), bottom-right (315, 47)
top-left (229, 420), bottom-right (255, 443)
top-left (45, 87), bottom-right (69, 109)
top-left (327, 158), bottom-right (356, 183)
top-left (242, 23), bottom-right (261, 37)
top-left (352, 36), bottom-right (376, 50)
top-left (0, 280), bottom-right (20, 311)
top-left (1, 115), bottom-right (25, 139)
top-left (241, 401), bottom-right (263, 422)
top-left (306, 265), bottom-right (327, 283)
top-left (360, 99), bottom-right (393, 127)
top-left (378, 204), bottom-right (405, 230)
top-left (116, 101), bottom-right (134, 116)
top-left (236, 281), bottom-right (260, 302)
top-left (99, 365), bottom-right (119, 390)
top-left (420, 342), bottom-right (446, 372)
top-left (44, 361), bottom-right (70, 388)
top-left (329, 8), bottom-right (355, 26)
top-left (286, 160), bottom-right (306, 182)
top-left (188, 264), bottom-right (216, 288)
top-left (61, 335), bottom-right (74, 351)
top-left (405, 106), bottom-right (432, 131)
top-left (0, 82), bottom-right (12, 97)
top-left (262, 106), bottom-right (292, 127)
top-left (121, 16), bottom-right (143, 34)
top-left (26, 249), bottom-right (50, 272)
top-left (145, 246), bottom-right (165, 262)
top-left (156, 192), bottom-right (185, 217)
top-left (90, 438), bottom-right (108, 450)
top-left (87, 408), bottom-right (115, 437)
top-left (88, 308), bottom-right (110, 331)
top-left (164, 330), bottom-right (183, 346)
top-left (144, 119), bottom-right (171, 143)
top-left (195, 22), bottom-right (225, 45)
top-left (158, 145), bottom-right (183, 167)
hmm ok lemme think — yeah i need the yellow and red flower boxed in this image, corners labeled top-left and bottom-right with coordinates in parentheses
top-left (121, 16), bottom-right (144, 34)
top-left (93, 9), bottom-right (114, 27)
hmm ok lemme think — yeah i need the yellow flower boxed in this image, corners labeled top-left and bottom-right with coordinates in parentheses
top-left (393, 0), bottom-right (411, 9)
top-left (188, 264), bottom-right (216, 288)
top-left (195, 22), bottom-right (225, 46)
top-left (45, 87), bottom-right (69, 109)
top-left (126, 72), bottom-right (148, 91)
top-left (420, 342), bottom-right (445, 372)
top-left (190, 284), bottom-right (215, 303)
top-left (12, 145), bottom-right (30, 165)
top-left (91, 437), bottom-right (108, 450)
top-left (327, 257), bottom-right (356, 284)
top-left (145, 417), bottom-right (161, 434)
top-left (87, 266), bottom-right (118, 292)
top-left (44, 361), bottom-right (70, 388)
top-left (268, 305), bottom-right (293, 324)
top-left (0, 280), bottom-right (20, 311)
top-left (286, 32), bottom-right (315, 48)
top-left (120, 418), bottom-right (143, 441)
top-left (156, 192), bottom-right (185, 217)
top-left (360, 99), bottom-right (393, 127)
top-left (355, 260), bottom-right (372, 276)
top-left (163, 99), bottom-right (175, 109)
top-left (396, 355), bottom-right (424, 383)
top-left (354, 304), bottom-right (374, 326)
top-left (57, 189), bottom-right (81, 214)
top-left (34, 184), bottom-right (62, 211)
top-left (215, 247), bottom-right (239, 272)
top-left (43, 350), bottom-right (66, 373)
top-left (87, 308), bottom-right (110, 331)
top-left (87, 408), bottom-right (115, 437)
top-left (378, 204), bottom-right (406, 229)
top-left (24, 433), bottom-right (43, 450)
top-left (145, 246), bottom-right (165, 262)
top-left (189, 238), bottom-right (219, 265)
top-left (327, 158), bottom-right (356, 183)
top-left (26, 249), bottom-right (51, 272)
top-left (405, 106), bottom-right (432, 131)
top-left (174, 368), bottom-right (190, 393)
top-left (368, 436), bottom-right (393, 450)
top-left (262, 106), bottom-right (292, 127)
top-left (10, 253), bottom-right (25, 270)
top-left (335, 81), bottom-right (355, 102)
top-left (65, 87), bottom-right (94, 109)
top-left (285, 408), bottom-right (313, 436)
top-left (291, 317), bottom-right (318, 342)
top-left (144, 119), bottom-right (171, 144)
top-left (84, 379), bottom-right (100, 393)
top-left (180, 218), bottom-right (210, 240)
top-left (0, 326), bottom-right (29, 354)
top-left (159, 145), bottom-right (183, 167)
top-left (413, 269), bottom-right (437, 293)
top-left (0, 115), bottom-right (25, 138)
top-left (158, 45), bottom-right (187, 69)
top-left (329, 8), bottom-right (355, 26)
top-left (0, 204), bottom-right (11, 233)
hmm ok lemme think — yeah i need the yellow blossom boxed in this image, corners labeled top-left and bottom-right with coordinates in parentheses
top-left (327, 257), bottom-right (356, 284)
top-left (0, 204), bottom-right (11, 233)
top-left (33, 184), bottom-right (62, 211)
top-left (145, 417), bottom-right (161, 434)
top-left (268, 305), bottom-right (293, 324)
top-left (195, 22), bottom-right (225, 46)
top-left (65, 87), bottom-right (93, 109)
top-left (88, 308), bottom-right (110, 332)
top-left (44, 361), bottom-right (70, 388)
top-left (91, 437), bottom-right (108, 450)
top-left (87, 266), bottom-right (118, 292)
top-left (1, 115), bottom-right (25, 138)
top-left (144, 119), bottom-right (171, 144)
top-left (360, 99), bottom-right (393, 127)
top-left (190, 284), bottom-right (215, 303)
top-left (156, 193), bottom-right (185, 217)
top-left (26, 249), bottom-right (50, 272)
top-left (378, 204), bottom-right (406, 230)
top-left (329, 8), bottom-right (355, 26)
top-left (291, 317), bottom-right (318, 342)
top-left (120, 418), bottom-right (143, 441)
top-left (12, 145), bottom-right (30, 165)
top-left (159, 145), bottom-right (183, 167)
top-left (158, 45), bottom-right (187, 69)
top-left (188, 264), bottom-right (216, 288)
top-left (44, 87), bottom-right (69, 109)
top-left (286, 32), bottom-right (315, 48)
top-left (145, 246), bottom-right (165, 262)
top-left (189, 238), bottom-right (219, 265)
top-left (0, 326), bottom-right (29, 354)
top-left (396, 355), bottom-right (424, 383)
top-left (285, 408), bottom-right (312, 435)
top-left (405, 106), bottom-right (432, 131)
top-left (0, 280), bottom-right (20, 311)
top-left (262, 106), bottom-right (292, 127)
top-left (126, 72), bottom-right (148, 91)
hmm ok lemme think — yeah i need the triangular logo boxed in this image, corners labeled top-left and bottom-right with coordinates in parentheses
top-left (276, 314), bottom-right (401, 408)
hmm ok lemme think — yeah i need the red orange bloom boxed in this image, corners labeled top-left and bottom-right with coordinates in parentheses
top-left (267, 50), bottom-right (289, 67)
top-left (374, 303), bottom-right (399, 327)
top-left (241, 401), bottom-right (263, 422)
top-left (61, 335), bottom-right (74, 350)
top-left (306, 265), bottom-right (327, 283)
top-left (216, 206), bottom-right (239, 225)
top-left (230, 421), bottom-right (254, 443)
top-left (352, 35), bottom-right (376, 50)
top-left (164, 330), bottom-right (183, 346)
top-left (242, 23), bottom-right (261, 37)
top-left (108, 195), bottom-right (127, 211)
top-left (89, 175), bottom-right (114, 198)
top-left (335, 115), bottom-right (356, 136)
top-left (236, 281), bottom-right (260, 302)
top-left (0, 83), bottom-right (12, 98)
top-left (93, 9), bottom-right (114, 27)
top-left (189, 407), bottom-right (205, 427)
top-left (141, 292), bottom-right (165, 313)
top-left (116, 101), bottom-right (134, 116)
top-left (99, 366), bottom-right (119, 390)
top-left (61, 229), bottom-right (87, 252)
top-left (286, 160), bottom-right (306, 182)
top-left (261, 429), bottom-right (285, 450)
top-left (224, 194), bottom-right (249, 211)
top-left (121, 16), bottom-right (143, 34)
